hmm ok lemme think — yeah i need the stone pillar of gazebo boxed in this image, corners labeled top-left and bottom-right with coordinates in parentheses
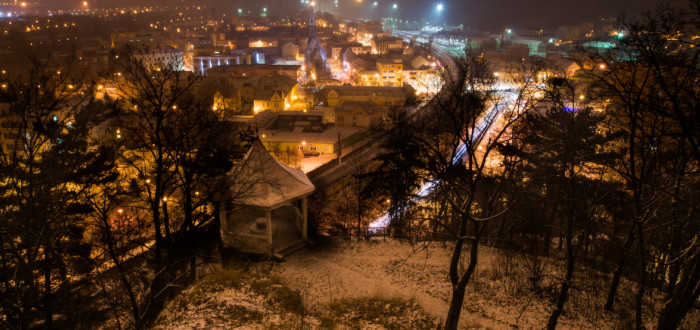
top-left (302, 196), bottom-right (308, 240)
top-left (266, 209), bottom-right (273, 254)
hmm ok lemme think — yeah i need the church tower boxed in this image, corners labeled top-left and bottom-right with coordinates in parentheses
top-left (305, 2), bottom-right (330, 78)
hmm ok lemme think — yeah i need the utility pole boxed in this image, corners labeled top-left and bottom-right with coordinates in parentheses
top-left (337, 132), bottom-right (342, 165)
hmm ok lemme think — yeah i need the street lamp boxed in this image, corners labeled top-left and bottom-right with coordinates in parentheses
top-left (436, 3), bottom-right (443, 11)
top-left (392, 3), bottom-right (397, 9)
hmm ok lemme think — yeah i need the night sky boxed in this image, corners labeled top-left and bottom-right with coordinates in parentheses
top-left (36, 0), bottom-right (683, 30)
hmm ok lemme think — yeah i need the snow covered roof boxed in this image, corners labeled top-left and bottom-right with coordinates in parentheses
top-left (231, 140), bottom-right (315, 209)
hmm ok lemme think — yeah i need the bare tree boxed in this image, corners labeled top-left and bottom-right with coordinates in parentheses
top-left (373, 56), bottom-right (539, 329)
top-left (579, 6), bottom-right (700, 327)
top-left (110, 45), bottom-right (199, 269)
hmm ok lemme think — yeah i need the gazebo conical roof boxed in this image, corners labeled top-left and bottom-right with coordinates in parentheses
top-left (231, 140), bottom-right (315, 209)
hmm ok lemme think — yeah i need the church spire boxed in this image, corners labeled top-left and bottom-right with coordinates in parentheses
top-left (305, 1), bottom-right (330, 77)
top-left (308, 2), bottom-right (317, 41)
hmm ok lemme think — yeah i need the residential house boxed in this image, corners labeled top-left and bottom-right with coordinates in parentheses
top-left (281, 41), bottom-right (301, 60)
top-left (357, 70), bottom-right (381, 86)
top-left (319, 85), bottom-right (415, 107)
top-left (334, 101), bottom-right (383, 129)
top-left (206, 64), bottom-right (301, 79)
top-left (371, 36), bottom-right (403, 54)
top-left (193, 51), bottom-right (254, 75)
top-left (375, 58), bottom-right (403, 87)
top-left (253, 75), bottom-right (299, 113)
top-left (260, 126), bottom-right (361, 156)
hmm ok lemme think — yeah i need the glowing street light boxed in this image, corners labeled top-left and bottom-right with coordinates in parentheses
top-left (392, 3), bottom-right (397, 9)
top-left (436, 3), bottom-right (444, 11)
top-left (373, 1), bottom-right (378, 6)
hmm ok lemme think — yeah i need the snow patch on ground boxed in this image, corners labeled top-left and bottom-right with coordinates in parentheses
top-left (154, 261), bottom-right (437, 329)
top-left (266, 238), bottom-right (664, 329)
top-left (154, 278), bottom-right (315, 329)
top-left (156, 239), bottom-right (698, 329)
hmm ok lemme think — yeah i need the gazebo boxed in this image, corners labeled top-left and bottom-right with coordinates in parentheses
top-left (220, 141), bottom-right (315, 257)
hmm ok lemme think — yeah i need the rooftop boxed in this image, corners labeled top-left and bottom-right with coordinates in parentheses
top-left (335, 101), bottom-right (382, 115)
top-left (259, 126), bottom-right (362, 145)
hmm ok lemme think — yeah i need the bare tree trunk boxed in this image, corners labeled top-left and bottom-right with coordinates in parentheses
top-left (153, 175), bottom-right (162, 268)
top-left (163, 200), bottom-right (171, 252)
top-left (634, 219), bottom-right (647, 330)
top-left (543, 206), bottom-right (559, 257)
top-left (444, 277), bottom-right (467, 330)
top-left (183, 180), bottom-right (196, 281)
top-left (0, 236), bottom-right (8, 294)
top-left (605, 226), bottom-right (635, 311)
top-left (44, 248), bottom-right (52, 327)
top-left (666, 179), bottom-right (683, 295)
top-left (546, 251), bottom-right (574, 330)
top-left (444, 220), bottom-right (480, 330)
top-left (546, 171), bottom-right (575, 330)
top-left (657, 246), bottom-right (700, 329)
top-left (102, 217), bottom-right (141, 324)
top-left (558, 216), bottom-right (563, 250)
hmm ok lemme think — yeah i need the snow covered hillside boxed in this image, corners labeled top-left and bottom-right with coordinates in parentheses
top-left (156, 239), bottom-right (699, 329)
